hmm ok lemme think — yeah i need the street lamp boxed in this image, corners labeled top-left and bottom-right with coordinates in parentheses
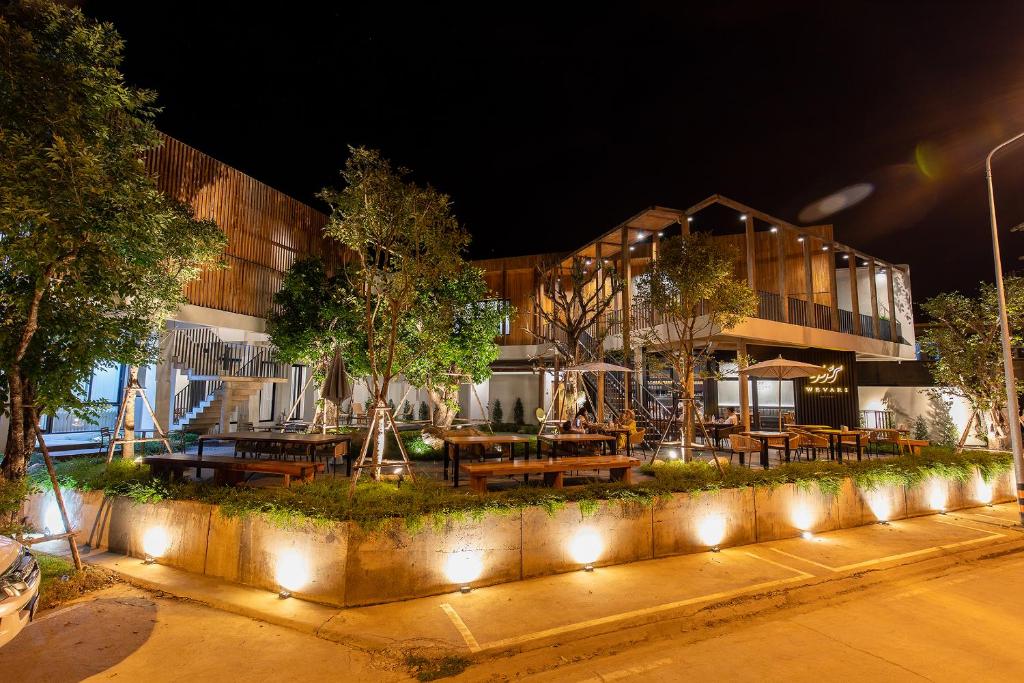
top-left (985, 131), bottom-right (1024, 525)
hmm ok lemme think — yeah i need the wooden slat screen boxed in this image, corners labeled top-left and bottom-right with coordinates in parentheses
top-left (145, 134), bottom-right (346, 319)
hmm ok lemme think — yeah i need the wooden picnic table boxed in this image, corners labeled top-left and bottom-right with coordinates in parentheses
top-left (460, 455), bottom-right (638, 493)
top-left (144, 455), bottom-right (324, 487)
top-left (811, 428), bottom-right (867, 462)
top-left (197, 432), bottom-right (353, 475)
top-left (537, 433), bottom-right (616, 458)
top-left (442, 434), bottom-right (534, 487)
top-left (743, 431), bottom-right (796, 469)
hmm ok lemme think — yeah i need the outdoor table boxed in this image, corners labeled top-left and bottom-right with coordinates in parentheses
top-left (537, 433), bottom-right (616, 458)
top-left (812, 429), bottom-right (866, 462)
top-left (743, 431), bottom-right (795, 469)
top-left (790, 424), bottom-right (831, 430)
top-left (196, 432), bottom-right (353, 476)
top-left (442, 434), bottom-right (534, 487)
top-left (589, 424), bottom-right (633, 458)
top-left (697, 423), bottom-right (735, 449)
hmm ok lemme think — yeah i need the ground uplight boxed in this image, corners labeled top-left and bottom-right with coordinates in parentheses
top-left (142, 526), bottom-right (171, 563)
top-left (569, 528), bottom-right (603, 570)
top-left (445, 550), bottom-right (484, 591)
top-left (275, 549), bottom-right (310, 598)
top-left (698, 514), bottom-right (727, 551)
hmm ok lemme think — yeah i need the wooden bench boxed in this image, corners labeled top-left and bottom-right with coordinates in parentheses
top-left (901, 438), bottom-right (930, 455)
top-left (143, 456), bottom-right (324, 488)
top-left (460, 455), bottom-right (638, 493)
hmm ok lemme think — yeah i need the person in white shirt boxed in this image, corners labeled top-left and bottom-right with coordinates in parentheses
top-left (724, 407), bottom-right (739, 425)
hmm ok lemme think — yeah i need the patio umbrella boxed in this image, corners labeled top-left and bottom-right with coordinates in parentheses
top-left (562, 361), bottom-right (633, 374)
top-left (320, 348), bottom-right (352, 404)
top-left (740, 356), bottom-right (825, 430)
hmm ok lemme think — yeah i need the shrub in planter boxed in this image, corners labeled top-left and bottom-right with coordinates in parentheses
top-left (418, 401), bottom-right (429, 421)
top-left (514, 397), bottom-right (525, 425)
top-left (492, 399), bottom-right (503, 424)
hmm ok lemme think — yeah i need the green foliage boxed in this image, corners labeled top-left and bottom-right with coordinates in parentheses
top-left (927, 391), bottom-right (959, 448)
top-left (401, 400), bottom-right (413, 420)
top-left (919, 278), bottom-right (1024, 445)
top-left (404, 654), bottom-right (472, 681)
top-left (39, 449), bottom-right (1013, 536)
top-left (0, 0), bottom-right (225, 478)
top-left (32, 551), bottom-right (116, 611)
top-left (513, 397), bottom-right (525, 425)
top-left (419, 401), bottom-right (429, 421)
top-left (491, 399), bottom-right (503, 424)
top-left (913, 414), bottom-right (930, 441)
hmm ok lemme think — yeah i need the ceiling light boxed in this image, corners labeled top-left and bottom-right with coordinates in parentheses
top-left (629, 246), bottom-right (635, 251)
top-left (797, 236), bottom-right (805, 243)
top-left (585, 259), bottom-right (592, 265)
top-left (822, 246), bottom-right (830, 251)
top-left (657, 231), bottom-right (664, 237)
top-left (686, 217), bottom-right (694, 223)
top-left (769, 226), bottom-right (778, 233)
top-left (842, 254), bottom-right (849, 260)
top-left (739, 214), bottom-right (748, 221)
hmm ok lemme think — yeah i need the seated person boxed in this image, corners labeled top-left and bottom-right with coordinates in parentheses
top-left (570, 410), bottom-right (592, 434)
top-left (616, 409), bottom-right (637, 449)
top-left (723, 407), bottom-right (739, 426)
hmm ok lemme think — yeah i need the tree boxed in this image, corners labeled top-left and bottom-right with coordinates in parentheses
top-left (0, 1), bottom-right (225, 479)
top-left (492, 399), bottom-right (503, 425)
top-left (402, 266), bottom-right (509, 428)
top-left (533, 258), bottom-right (623, 419)
top-left (418, 400), bottom-right (429, 421)
top-left (926, 391), bottom-right (959, 449)
top-left (513, 397), bottom-right (525, 426)
top-left (633, 233), bottom-right (757, 458)
top-left (319, 147), bottom-right (469, 471)
top-left (919, 278), bottom-right (1024, 449)
top-left (913, 414), bottom-right (930, 441)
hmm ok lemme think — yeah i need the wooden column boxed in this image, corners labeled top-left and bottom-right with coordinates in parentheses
top-left (532, 267), bottom-right (540, 340)
top-left (847, 251), bottom-right (861, 335)
top-left (868, 258), bottom-right (881, 338)
top-left (621, 226), bottom-right (632, 409)
top-left (501, 263), bottom-right (508, 344)
top-left (596, 371), bottom-right (605, 422)
top-left (827, 247), bottom-right (840, 332)
top-left (595, 241), bottom-right (605, 421)
top-left (744, 215), bottom-right (756, 289)
top-left (802, 238), bottom-right (814, 326)
top-left (537, 367), bottom-right (545, 422)
top-left (776, 230), bottom-right (788, 322)
top-left (738, 340), bottom-right (750, 430)
top-left (886, 266), bottom-right (898, 342)
top-left (682, 216), bottom-right (691, 236)
top-left (650, 231), bottom-right (659, 261)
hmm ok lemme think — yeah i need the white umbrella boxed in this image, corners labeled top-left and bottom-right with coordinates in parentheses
top-left (740, 356), bottom-right (826, 430)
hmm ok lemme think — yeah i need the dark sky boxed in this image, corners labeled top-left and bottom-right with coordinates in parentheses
top-left (84, 1), bottom-right (1024, 302)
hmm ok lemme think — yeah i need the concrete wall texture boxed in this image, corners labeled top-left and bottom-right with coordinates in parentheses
top-left (22, 469), bottom-right (1013, 607)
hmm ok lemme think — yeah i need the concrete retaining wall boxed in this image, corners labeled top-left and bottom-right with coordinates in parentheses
top-left (21, 468), bottom-right (1014, 607)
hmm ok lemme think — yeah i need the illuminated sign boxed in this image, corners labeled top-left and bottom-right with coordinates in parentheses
top-left (805, 365), bottom-right (848, 394)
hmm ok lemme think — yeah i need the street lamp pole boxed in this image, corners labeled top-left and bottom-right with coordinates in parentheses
top-left (985, 131), bottom-right (1024, 525)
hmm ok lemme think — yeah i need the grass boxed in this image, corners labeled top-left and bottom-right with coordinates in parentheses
top-left (32, 552), bottom-right (117, 611)
top-left (404, 654), bottom-right (472, 681)
top-left (25, 447), bottom-right (1013, 535)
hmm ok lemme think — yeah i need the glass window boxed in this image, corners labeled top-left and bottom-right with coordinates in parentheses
top-left (90, 364), bottom-right (122, 403)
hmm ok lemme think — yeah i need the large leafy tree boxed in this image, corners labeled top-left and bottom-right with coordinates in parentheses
top-left (533, 257), bottom-right (623, 420)
top-left (404, 266), bottom-right (510, 428)
top-left (0, 1), bottom-right (225, 479)
top-left (919, 277), bottom-right (1024, 449)
top-left (634, 232), bottom-right (757, 457)
top-left (319, 147), bottom-right (468, 470)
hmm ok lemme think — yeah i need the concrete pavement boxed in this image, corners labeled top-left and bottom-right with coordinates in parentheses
top-left (24, 502), bottom-right (1024, 680)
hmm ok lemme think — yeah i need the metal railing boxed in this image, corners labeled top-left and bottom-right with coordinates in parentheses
top-left (173, 379), bottom-right (223, 422)
top-left (171, 327), bottom-right (289, 379)
top-left (860, 410), bottom-right (894, 429)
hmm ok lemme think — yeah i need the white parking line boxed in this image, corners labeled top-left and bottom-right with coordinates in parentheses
top-left (440, 603), bottom-right (481, 652)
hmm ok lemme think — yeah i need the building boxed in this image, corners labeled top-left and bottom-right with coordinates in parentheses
top-left (469, 196), bottom-right (917, 438)
top-left (16, 135), bottom-right (345, 447)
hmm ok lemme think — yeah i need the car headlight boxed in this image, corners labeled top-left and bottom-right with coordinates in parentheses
top-left (0, 547), bottom-right (39, 602)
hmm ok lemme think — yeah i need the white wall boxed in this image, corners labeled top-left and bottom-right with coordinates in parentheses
top-left (486, 372), bottom-right (544, 424)
top-left (859, 386), bottom-right (983, 446)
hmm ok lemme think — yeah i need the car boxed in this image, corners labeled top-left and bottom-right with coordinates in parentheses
top-left (0, 536), bottom-right (41, 648)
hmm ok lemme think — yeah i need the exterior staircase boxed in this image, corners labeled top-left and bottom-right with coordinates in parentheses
top-left (169, 327), bottom-right (289, 434)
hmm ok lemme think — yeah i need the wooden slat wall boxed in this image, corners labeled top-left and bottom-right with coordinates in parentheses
top-left (145, 135), bottom-right (344, 319)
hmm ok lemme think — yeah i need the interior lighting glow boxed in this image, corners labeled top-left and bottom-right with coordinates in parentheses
top-left (797, 236), bottom-right (805, 242)
top-left (569, 528), bottom-right (603, 567)
top-left (444, 550), bottom-right (484, 588)
top-left (769, 226), bottom-right (778, 233)
top-left (275, 549), bottom-right (310, 597)
top-left (842, 254), bottom-right (850, 260)
top-left (697, 514), bottom-right (727, 550)
top-left (142, 526), bottom-right (171, 563)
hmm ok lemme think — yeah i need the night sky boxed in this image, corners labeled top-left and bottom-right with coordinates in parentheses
top-left (83, 1), bottom-right (1024, 302)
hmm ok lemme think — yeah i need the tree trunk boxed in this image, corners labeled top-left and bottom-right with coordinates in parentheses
top-left (1, 368), bottom-right (33, 481)
top-left (683, 363), bottom-right (695, 461)
top-left (428, 384), bottom-right (459, 429)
